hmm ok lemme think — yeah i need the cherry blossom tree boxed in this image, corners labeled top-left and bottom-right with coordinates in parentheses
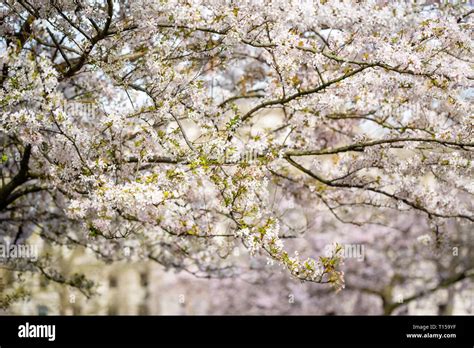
top-left (0, 0), bottom-right (472, 301)
top-left (206, 212), bottom-right (473, 314)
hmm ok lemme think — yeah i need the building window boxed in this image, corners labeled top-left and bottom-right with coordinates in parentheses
top-left (39, 277), bottom-right (49, 289)
top-left (138, 303), bottom-right (148, 315)
top-left (37, 305), bottom-right (49, 316)
top-left (140, 272), bottom-right (148, 287)
top-left (109, 275), bottom-right (117, 288)
top-left (108, 305), bottom-right (118, 315)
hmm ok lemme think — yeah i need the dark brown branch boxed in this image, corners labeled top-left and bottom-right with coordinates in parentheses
top-left (285, 138), bottom-right (474, 157)
top-left (284, 155), bottom-right (473, 222)
top-left (387, 268), bottom-right (474, 314)
top-left (62, 0), bottom-right (114, 78)
top-left (0, 144), bottom-right (32, 211)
